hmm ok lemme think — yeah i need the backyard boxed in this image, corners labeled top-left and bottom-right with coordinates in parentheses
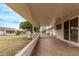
top-left (0, 35), bottom-right (32, 56)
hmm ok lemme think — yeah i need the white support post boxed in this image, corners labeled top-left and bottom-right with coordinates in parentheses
top-left (39, 27), bottom-right (41, 37)
top-left (32, 25), bottom-right (34, 39)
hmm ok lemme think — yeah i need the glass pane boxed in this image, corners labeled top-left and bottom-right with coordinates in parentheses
top-left (64, 21), bottom-right (69, 40)
top-left (70, 17), bottom-right (78, 43)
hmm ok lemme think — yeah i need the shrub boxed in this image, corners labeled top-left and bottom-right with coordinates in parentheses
top-left (16, 30), bottom-right (21, 35)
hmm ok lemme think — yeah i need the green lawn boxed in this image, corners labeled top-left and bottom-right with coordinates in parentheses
top-left (0, 35), bottom-right (31, 56)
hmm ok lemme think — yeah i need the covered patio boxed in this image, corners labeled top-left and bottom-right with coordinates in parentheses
top-left (6, 3), bottom-right (79, 56)
top-left (32, 36), bottom-right (79, 56)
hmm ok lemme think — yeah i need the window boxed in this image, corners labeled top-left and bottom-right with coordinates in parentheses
top-left (56, 24), bottom-right (61, 30)
top-left (64, 21), bottom-right (69, 40)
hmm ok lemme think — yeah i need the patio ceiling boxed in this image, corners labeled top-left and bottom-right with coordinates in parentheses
top-left (6, 3), bottom-right (79, 27)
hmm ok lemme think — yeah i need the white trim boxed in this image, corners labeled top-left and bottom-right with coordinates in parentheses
top-left (54, 12), bottom-right (79, 47)
top-left (15, 35), bottom-right (39, 56)
top-left (56, 36), bottom-right (79, 47)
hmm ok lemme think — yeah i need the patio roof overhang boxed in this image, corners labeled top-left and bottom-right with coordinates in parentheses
top-left (6, 3), bottom-right (79, 27)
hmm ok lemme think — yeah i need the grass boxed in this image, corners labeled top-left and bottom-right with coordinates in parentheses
top-left (0, 35), bottom-right (32, 56)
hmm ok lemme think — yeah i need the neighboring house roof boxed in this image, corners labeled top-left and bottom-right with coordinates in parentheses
top-left (0, 27), bottom-right (15, 30)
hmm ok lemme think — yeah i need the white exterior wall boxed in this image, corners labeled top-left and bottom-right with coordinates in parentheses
top-left (0, 30), bottom-right (4, 35)
top-left (0, 30), bottom-right (6, 35)
top-left (46, 29), bottom-right (52, 36)
top-left (54, 19), bottom-right (64, 40)
top-left (0, 29), bottom-right (16, 36)
top-left (54, 13), bottom-right (79, 47)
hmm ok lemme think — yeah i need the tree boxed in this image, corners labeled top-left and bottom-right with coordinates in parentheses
top-left (20, 21), bottom-right (33, 33)
top-left (20, 21), bottom-right (40, 33)
top-left (34, 26), bottom-right (40, 32)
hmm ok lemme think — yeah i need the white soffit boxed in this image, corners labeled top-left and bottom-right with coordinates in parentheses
top-left (6, 3), bottom-right (79, 26)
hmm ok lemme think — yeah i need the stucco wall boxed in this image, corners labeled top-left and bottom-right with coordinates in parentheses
top-left (54, 13), bottom-right (79, 47)
top-left (0, 30), bottom-right (4, 35)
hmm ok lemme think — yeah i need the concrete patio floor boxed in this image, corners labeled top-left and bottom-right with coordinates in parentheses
top-left (32, 36), bottom-right (79, 56)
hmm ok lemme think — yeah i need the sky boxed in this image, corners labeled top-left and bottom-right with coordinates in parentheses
top-left (0, 3), bottom-right (26, 29)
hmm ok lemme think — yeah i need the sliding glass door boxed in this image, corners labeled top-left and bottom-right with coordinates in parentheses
top-left (64, 17), bottom-right (78, 43)
top-left (70, 17), bottom-right (78, 43)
